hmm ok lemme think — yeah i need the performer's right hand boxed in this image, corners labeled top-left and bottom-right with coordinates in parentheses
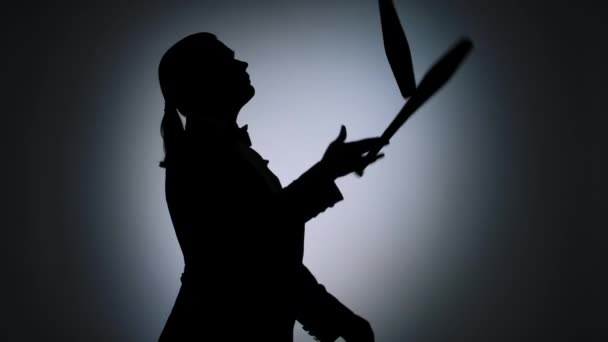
top-left (319, 125), bottom-right (388, 180)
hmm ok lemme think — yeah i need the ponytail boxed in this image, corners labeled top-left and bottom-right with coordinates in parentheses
top-left (158, 33), bottom-right (220, 167)
top-left (159, 103), bottom-right (184, 168)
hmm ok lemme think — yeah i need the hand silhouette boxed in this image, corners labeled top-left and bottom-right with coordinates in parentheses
top-left (319, 125), bottom-right (387, 180)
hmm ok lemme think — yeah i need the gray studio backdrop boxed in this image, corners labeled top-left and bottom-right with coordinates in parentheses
top-left (6, 0), bottom-right (603, 341)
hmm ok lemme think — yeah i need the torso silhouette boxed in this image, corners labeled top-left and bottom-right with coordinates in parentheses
top-left (159, 117), bottom-right (356, 341)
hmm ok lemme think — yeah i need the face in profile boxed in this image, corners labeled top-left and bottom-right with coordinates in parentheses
top-left (207, 39), bottom-right (255, 107)
top-left (159, 32), bottom-right (256, 115)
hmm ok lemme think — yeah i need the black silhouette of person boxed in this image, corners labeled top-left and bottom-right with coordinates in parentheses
top-left (157, 32), bottom-right (386, 342)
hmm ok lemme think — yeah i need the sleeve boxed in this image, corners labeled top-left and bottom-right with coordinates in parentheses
top-left (295, 266), bottom-right (359, 342)
top-left (280, 161), bottom-right (344, 223)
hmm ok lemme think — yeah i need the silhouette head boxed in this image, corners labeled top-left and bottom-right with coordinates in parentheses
top-left (158, 32), bottom-right (254, 168)
top-left (159, 32), bottom-right (254, 120)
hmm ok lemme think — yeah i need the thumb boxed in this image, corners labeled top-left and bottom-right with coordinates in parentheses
top-left (333, 125), bottom-right (347, 144)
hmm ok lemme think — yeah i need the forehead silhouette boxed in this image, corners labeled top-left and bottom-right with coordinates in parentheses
top-left (160, 32), bottom-right (231, 71)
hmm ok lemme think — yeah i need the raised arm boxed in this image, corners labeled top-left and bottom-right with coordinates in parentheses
top-left (184, 125), bottom-right (387, 226)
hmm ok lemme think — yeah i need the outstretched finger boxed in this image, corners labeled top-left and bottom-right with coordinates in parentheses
top-left (355, 153), bottom-right (385, 177)
top-left (364, 153), bottom-right (385, 166)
